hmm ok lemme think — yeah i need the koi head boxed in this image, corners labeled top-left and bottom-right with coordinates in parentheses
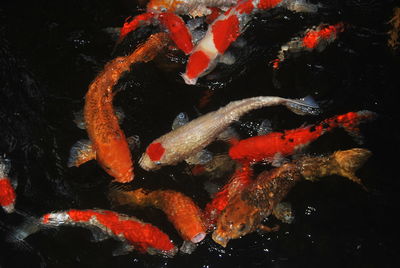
top-left (97, 136), bottom-right (134, 183)
top-left (212, 194), bottom-right (261, 247)
top-left (139, 142), bottom-right (166, 171)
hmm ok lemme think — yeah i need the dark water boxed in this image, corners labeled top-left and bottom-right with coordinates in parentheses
top-left (1, 0), bottom-right (400, 267)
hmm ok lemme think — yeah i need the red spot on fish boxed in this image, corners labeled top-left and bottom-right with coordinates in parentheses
top-left (119, 13), bottom-right (155, 42)
top-left (303, 23), bottom-right (345, 49)
top-left (257, 0), bottom-right (282, 10)
top-left (146, 142), bottom-right (166, 161)
top-left (42, 213), bottom-right (51, 224)
top-left (0, 178), bottom-right (16, 208)
top-left (212, 15), bottom-right (240, 53)
top-left (191, 164), bottom-right (206, 176)
top-left (185, 51), bottom-right (210, 79)
top-left (158, 13), bottom-right (193, 54)
top-left (237, 0), bottom-right (254, 14)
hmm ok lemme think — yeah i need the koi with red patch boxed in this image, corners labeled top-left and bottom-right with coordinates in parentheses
top-left (213, 148), bottom-right (372, 247)
top-left (110, 188), bottom-right (207, 244)
top-left (139, 95), bottom-right (319, 171)
top-left (17, 209), bottom-right (177, 257)
top-left (203, 163), bottom-right (253, 229)
top-left (182, 0), bottom-right (319, 84)
top-left (272, 22), bottom-right (345, 69)
top-left (0, 156), bottom-right (16, 213)
top-left (68, 33), bottom-right (170, 183)
top-left (229, 110), bottom-right (377, 164)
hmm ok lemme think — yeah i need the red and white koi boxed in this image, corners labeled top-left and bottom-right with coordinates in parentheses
top-left (19, 209), bottom-right (177, 257)
top-left (182, 0), bottom-right (319, 84)
top-left (139, 95), bottom-right (319, 171)
top-left (229, 110), bottom-right (377, 164)
top-left (271, 22), bottom-right (345, 69)
top-left (0, 156), bottom-right (16, 213)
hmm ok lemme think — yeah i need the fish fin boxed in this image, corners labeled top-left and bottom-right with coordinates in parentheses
top-left (6, 216), bottom-right (42, 243)
top-left (257, 224), bottom-right (280, 233)
top-left (218, 52), bottom-right (236, 65)
top-left (88, 226), bottom-right (109, 242)
top-left (67, 139), bottom-right (96, 167)
top-left (0, 155), bottom-right (11, 178)
top-left (280, 0), bottom-right (319, 13)
top-left (271, 152), bottom-right (289, 167)
top-left (257, 119), bottom-right (273, 136)
top-left (217, 126), bottom-right (240, 145)
top-left (333, 148), bottom-right (372, 191)
top-left (340, 111), bottom-right (377, 145)
top-left (273, 202), bottom-right (295, 224)
top-left (114, 106), bottom-right (126, 125)
top-left (180, 240), bottom-right (198, 254)
top-left (185, 149), bottom-right (213, 165)
top-left (171, 112), bottom-right (189, 130)
top-left (285, 95), bottom-right (320, 115)
top-left (72, 110), bottom-right (86, 130)
top-left (112, 243), bottom-right (135, 256)
top-left (203, 181), bottom-right (221, 198)
top-left (126, 135), bottom-right (140, 151)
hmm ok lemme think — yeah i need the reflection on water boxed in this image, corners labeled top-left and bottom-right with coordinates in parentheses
top-left (1, 0), bottom-right (400, 267)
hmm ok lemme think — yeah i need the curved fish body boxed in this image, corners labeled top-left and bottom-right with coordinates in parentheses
top-left (139, 95), bottom-right (319, 171)
top-left (110, 189), bottom-right (206, 243)
top-left (182, 0), bottom-right (319, 84)
top-left (272, 22), bottom-right (344, 69)
top-left (68, 33), bottom-right (170, 183)
top-left (19, 209), bottom-right (177, 257)
top-left (203, 163), bottom-right (253, 229)
top-left (213, 148), bottom-right (372, 247)
top-left (229, 110), bottom-right (376, 164)
top-left (0, 156), bottom-right (16, 213)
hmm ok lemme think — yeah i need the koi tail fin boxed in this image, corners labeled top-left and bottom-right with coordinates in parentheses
top-left (109, 188), bottom-right (149, 208)
top-left (334, 110), bottom-right (377, 144)
top-left (332, 148), bottom-right (372, 190)
top-left (285, 95), bottom-right (321, 115)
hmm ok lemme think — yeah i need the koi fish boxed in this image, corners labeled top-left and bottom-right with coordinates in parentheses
top-left (182, 0), bottom-right (319, 84)
top-left (109, 188), bottom-right (207, 244)
top-left (15, 209), bottom-right (177, 257)
top-left (271, 22), bottom-right (345, 69)
top-left (203, 163), bottom-right (253, 229)
top-left (139, 95), bottom-right (319, 171)
top-left (68, 32), bottom-right (170, 183)
top-left (0, 156), bottom-right (16, 213)
top-left (213, 148), bottom-right (372, 247)
top-left (229, 110), bottom-right (377, 164)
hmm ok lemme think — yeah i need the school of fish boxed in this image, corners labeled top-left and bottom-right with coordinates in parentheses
top-left (1, 0), bottom-right (380, 260)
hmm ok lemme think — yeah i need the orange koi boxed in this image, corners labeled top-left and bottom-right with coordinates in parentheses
top-left (229, 110), bottom-right (377, 164)
top-left (213, 148), bottom-right (372, 247)
top-left (110, 188), bottom-right (207, 244)
top-left (0, 156), bottom-right (16, 213)
top-left (68, 33), bottom-right (170, 183)
top-left (16, 209), bottom-right (177, 257)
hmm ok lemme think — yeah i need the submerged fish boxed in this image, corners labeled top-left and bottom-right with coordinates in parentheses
top-left (212, 148), bottom-right (372, 247)
top-left (14, 209), bottom-right (177, 257)
top-left (68, 32), bottom-right (170, 183)
top-left (0, 156), bottom-right (16, 213)
top-left (109, 188), bottom-right (207, 245)
top-left (229, 110), bottom-right (376, 164)
top-left (139, 95), bottom-right (319, 171)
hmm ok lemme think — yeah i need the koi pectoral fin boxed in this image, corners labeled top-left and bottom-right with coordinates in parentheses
top-left (257, 224), bottom-right (280, 233)
top-left (67, 139), bottom-right (96, 167)
top-left (112, 243), bottom-right (135, 256)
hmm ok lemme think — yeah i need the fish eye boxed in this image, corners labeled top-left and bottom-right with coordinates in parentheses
top-left (154, 161), bottom-right (161, 165)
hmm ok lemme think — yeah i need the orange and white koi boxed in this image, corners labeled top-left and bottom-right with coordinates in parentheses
top-left (17, 209), bottom-right (177, 257)
top-left (139, 95), bottom-right (319, 171)
top-left (213, 148), bottom-right (372, 247)
top-left (182, 0), bottom-right (319, 84)
top-left (271, 22), bottom-right (345, 69)
top-left (229, 110), bottom-right (377, 164)
top-left (68, 33), bottom-right (170, 183)
top-left (0, 156), bottom-right (16, 213)
top-left (110, 188), bottom-right (207, 244)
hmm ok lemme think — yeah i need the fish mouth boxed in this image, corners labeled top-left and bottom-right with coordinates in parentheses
top-left (211, 231), bottom-right (229, 248)
top-left (191, 232), bottom-right (206, 243)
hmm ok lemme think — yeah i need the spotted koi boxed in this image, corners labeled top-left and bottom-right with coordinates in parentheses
top-left (229, 110), bottom-right (377, 164)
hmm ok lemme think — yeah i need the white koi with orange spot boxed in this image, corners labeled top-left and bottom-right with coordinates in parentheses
top-left (139, 95), bottom-right (319, 171)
